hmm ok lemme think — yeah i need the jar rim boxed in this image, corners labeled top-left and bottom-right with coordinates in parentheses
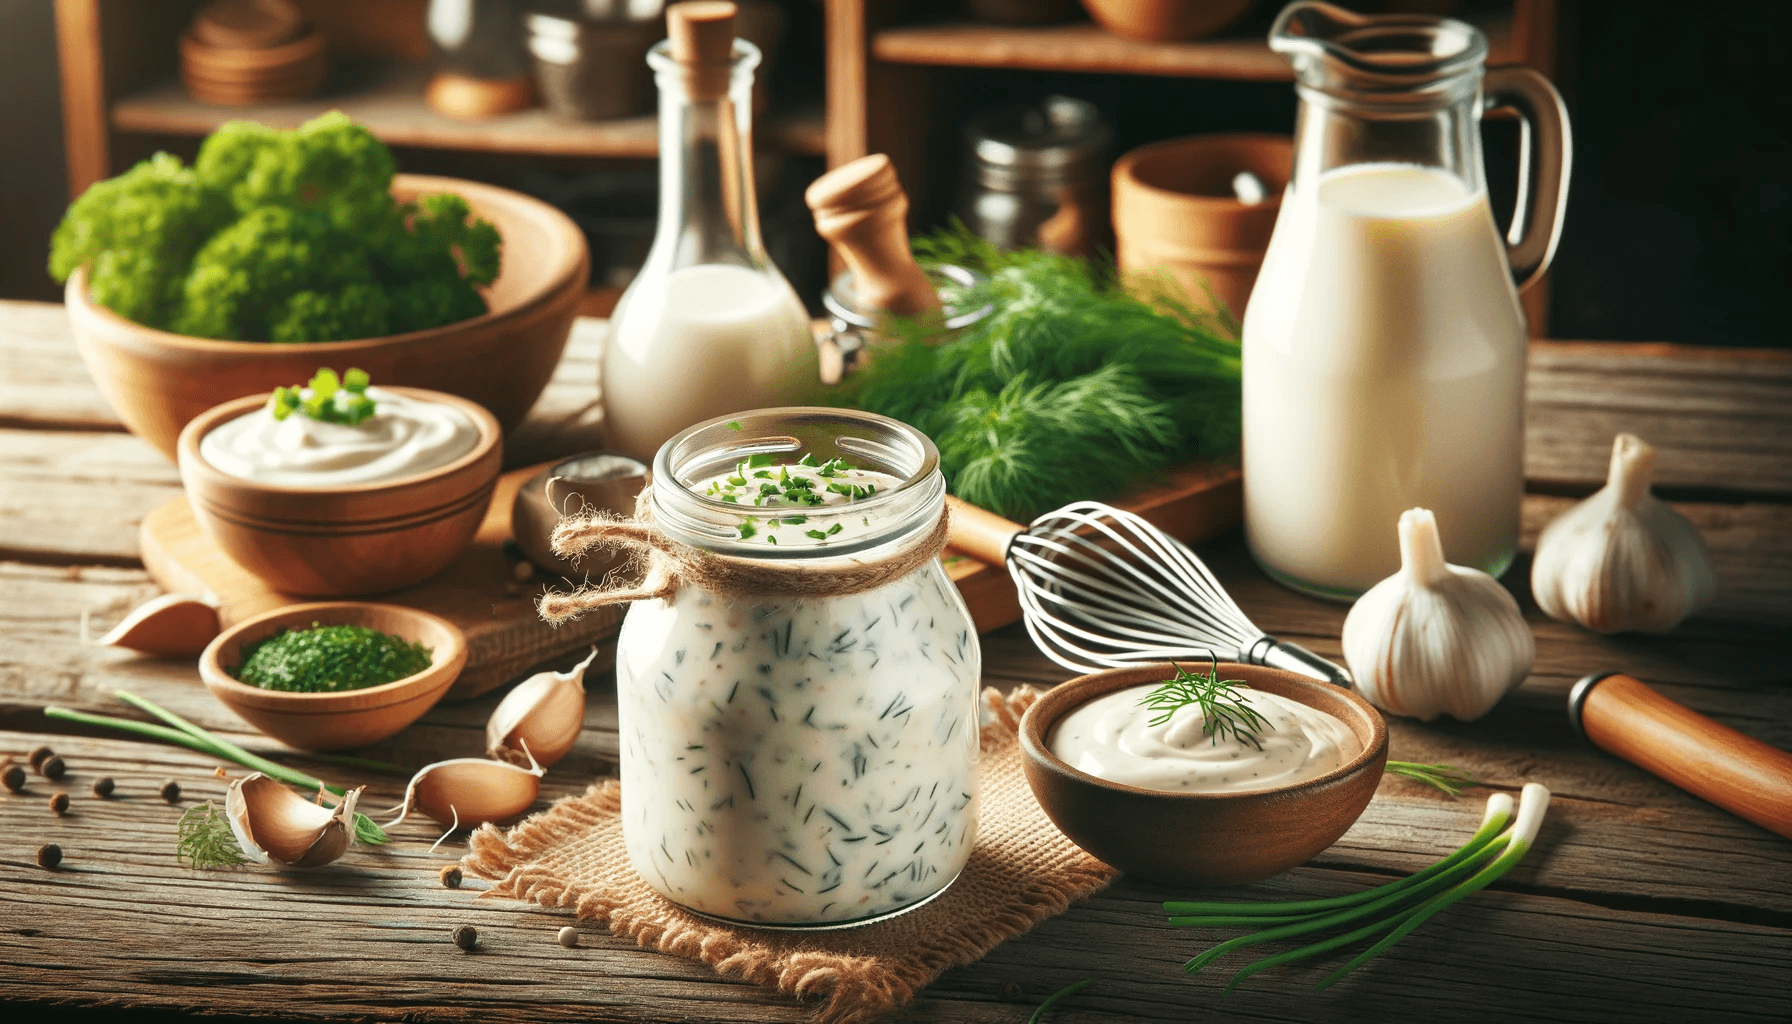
top-left (649, 407), bottom-right (944, 560)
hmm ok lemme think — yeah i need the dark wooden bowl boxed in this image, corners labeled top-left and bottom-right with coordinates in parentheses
top-left (67, 174), bottom-right (587, 461)
top-left (1019, 663), bottom-right (1388, 887)
top-left (176, 387), bottom-right (502, 597)
top-left (200, 601), bottom-right (467, 751)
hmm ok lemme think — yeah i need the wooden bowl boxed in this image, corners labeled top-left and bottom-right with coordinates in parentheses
top-left (177, 387), bottom-right (503, 596)
top-left (1019, 662), bottom-right (1388, 887)
top-left (180, 27), bottom-right (327, 105)
top-left (67, 174), bottom-right (588, 461)
top-left (1081, 0), bottom-right (1258, 42)
top-left (200, 601), bottom-right (467, 750)
top-left (1112, 133), bottom-right (1292, 318)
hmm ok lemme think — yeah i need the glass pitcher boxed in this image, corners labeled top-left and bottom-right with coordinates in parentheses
top-left (1242, 1), bottom-right (1570, 600)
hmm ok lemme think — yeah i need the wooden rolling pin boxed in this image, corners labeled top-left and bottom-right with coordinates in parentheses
top-left (806, 154), bottom-right (941, 316)
top-left (1569, 672), bottom-right (1792, 839)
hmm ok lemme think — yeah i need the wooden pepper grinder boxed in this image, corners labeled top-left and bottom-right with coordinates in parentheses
top-left (806, 154), bottom-right (941, 316)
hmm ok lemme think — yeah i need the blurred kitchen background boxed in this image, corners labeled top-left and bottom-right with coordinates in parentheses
top-left (1, 0), bottom-right (1786, 348)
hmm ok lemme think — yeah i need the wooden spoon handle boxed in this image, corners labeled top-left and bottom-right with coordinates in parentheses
top-left (1572, 672), bottom-right (1792, 839)
top-left (944, 496), bottom-right (1025, 568)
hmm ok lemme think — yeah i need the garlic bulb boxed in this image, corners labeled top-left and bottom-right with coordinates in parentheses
top-left (224, 773), bottom-right (362, 867)
top-left (389, 746), bottom-right (545, 830)
top-left (1342, 508), bottom-right (1535, 722)
top-left (1532, 433), bottom-right (1717, 634)
top-left (485, 647), bottom-right (597, 768)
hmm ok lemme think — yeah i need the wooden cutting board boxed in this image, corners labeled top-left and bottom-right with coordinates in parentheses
top-left (142, 459), bottom-right (1241, 698)
top-left (140, 464), bottom-right (625, 702)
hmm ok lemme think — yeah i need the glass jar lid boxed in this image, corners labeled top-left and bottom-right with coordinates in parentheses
top-left (650, 407), bottom-right (944, 560)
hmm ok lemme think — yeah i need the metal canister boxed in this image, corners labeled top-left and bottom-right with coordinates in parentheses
top-left (954, 95), bottom-right (1113, 257)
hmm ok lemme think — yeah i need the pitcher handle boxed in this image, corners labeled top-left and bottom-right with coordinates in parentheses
top-left (1484, 66), bottom-right (1572, 291)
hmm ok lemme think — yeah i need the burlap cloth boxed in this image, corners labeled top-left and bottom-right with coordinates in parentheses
top-left (461, 685), bottom-right (1118, 1023)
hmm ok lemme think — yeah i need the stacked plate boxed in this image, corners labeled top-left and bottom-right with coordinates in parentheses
top-left (181, 0), bottom-right (327, 106)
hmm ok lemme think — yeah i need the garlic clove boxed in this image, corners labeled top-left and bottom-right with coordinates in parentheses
top-left (1342, 508), bottom-right (1535, 722)
top-left (389, 747), bottom-right (544, 830)
top-left (1531, 433), bottom-right (1717, 634)
top-left (485, 647), bottom-right (597, 768)
top-left (87, 594), bottom-right (220, 658)
top-left (224, 773), bottom-right (362, 867)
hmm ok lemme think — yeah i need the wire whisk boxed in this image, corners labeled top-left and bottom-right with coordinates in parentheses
top-left (947, 498), bottom-right (1352, 687)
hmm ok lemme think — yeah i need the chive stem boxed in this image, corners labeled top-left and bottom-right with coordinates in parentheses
top-left (1165, 792), bottom-right (1514, 919)
top-left (1027, 979), bottom-right (1094, 1024)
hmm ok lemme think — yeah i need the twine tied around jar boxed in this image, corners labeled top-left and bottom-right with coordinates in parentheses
top-left (537, 492), bottom-right (953, 624)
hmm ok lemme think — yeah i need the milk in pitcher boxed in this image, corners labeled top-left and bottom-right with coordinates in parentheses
top-left (1242, 163), bottom-right (1526, 597)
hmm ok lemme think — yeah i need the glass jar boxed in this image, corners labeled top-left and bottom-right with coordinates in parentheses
top-left (954, 95), bottom-right (1112, 258)
top-left (614, 408), bottom-right (982, 927)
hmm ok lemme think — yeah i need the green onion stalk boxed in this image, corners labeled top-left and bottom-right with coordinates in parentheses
top-left (1166, 784), bottom-right (1551, 992)
top-left (44, 690), bottom-right (389, 845)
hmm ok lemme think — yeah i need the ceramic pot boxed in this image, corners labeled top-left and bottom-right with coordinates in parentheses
top-left (1081, 0), bottom-right (1258, 42)
top-left (1111, 132), bottom-right (1291, 319)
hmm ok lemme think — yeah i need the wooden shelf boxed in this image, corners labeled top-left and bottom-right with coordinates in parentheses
top-left (111, 63), bottom-right (826, 159)
top-left (870, 15), bottom-right (1516, 81)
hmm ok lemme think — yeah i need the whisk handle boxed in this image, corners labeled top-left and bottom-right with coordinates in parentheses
top-left (944, 495), bottom-right (1026, 566)
top-left (1247, 636), bottom-right (1354, 689)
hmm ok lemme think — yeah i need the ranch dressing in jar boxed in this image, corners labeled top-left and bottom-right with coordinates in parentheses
top-left (613, 408), bottom-right (980, 927)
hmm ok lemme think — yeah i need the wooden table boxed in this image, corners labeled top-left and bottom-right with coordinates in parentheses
top-left (2, 300), bottom-right (1788, 1023)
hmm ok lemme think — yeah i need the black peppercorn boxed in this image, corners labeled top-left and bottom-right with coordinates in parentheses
top-left (452, 924), bottom-right (478, 950)
top-left (92, 777), bottom-right (114, 798)
top-left (36, 843), bottom-right (61, 869)
top-left (2, 765), bottom-right (24, 793)
top-left (160, 779), bottom-right (181, 803)
top-left (27, 746), bottom-right (53, 771)
top-left (40, 755), bottom-right (67, 780)
top-left (440, 864), bottom-right (463, 889)
top-left (49, 792), bottom-right (69, 816)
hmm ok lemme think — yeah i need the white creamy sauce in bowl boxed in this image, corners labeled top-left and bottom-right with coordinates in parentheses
top-left (200, 388), bottom-right (481, 487)
top-left (1050, 683), bottom-right (1360, 794)
top-left (616, 461), bottom-right (981, 925)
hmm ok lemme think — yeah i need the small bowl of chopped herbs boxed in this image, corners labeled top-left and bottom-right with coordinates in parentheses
top-left (199, 602), bottom-right (468, 751)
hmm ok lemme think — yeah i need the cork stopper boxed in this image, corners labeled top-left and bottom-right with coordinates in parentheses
top-left (668, 1), bottom-right (736, 99)
top-left (807, 154), bottom-right (941, 316)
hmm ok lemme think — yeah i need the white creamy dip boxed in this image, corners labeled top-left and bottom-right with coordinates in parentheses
top-left (200, 387), bottom-right (480, 487)
top-left (616, 461), bottom-right (981, 925)
top-left (1050, 683), bottom-right (1359, 793)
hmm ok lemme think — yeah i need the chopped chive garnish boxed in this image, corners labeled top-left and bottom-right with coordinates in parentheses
top-left (798, 453), bottom-right (819, 467)
top-left (738, 522), bottom-right (757, 540)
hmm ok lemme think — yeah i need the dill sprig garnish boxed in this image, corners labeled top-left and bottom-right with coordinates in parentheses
top-left (1137, 659), bottom-right (1268, 749)
top-left (176, 801), bottom-right (249, 869)
top-left (832, 225), bottom-right (1241, 520)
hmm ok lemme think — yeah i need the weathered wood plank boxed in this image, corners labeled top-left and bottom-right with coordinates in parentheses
top-left (0, 429), bottom-right (182, 565)
top-left (0, 301), bottom-right (121, 431)
top-left (0, 734), bottom-right (1787, 1024)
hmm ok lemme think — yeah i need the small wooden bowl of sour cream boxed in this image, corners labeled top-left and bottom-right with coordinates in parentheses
top-left (1019, 663), bottom-right (1387, 888)
top-left (177, 387), bottom-right (502, 596)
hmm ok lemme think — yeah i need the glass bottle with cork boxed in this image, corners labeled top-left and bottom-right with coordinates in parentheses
top-left (601, 1), bottom-right (818, 462)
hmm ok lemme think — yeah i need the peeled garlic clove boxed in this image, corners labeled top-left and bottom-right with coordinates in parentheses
top-left (391, 749), bottom-right (544, 830)
top-left (1342, 508), bottom-right (1535, 722)
top-left (87, 594), bottom-right (220, 658)
top-left (485, 647), bottom-right (596, 768)
top-left (224, 773), bottom-right (362, 867)
top-left (1532, 433), bottom-right (1717, 634)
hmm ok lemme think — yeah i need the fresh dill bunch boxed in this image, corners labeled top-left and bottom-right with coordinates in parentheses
top-left (176, 801), bottom-right (249, 869)
top-left (1137, 659), bottom-right (1268, 749)
top-left (833, 225), bottom-right (1241, 520)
